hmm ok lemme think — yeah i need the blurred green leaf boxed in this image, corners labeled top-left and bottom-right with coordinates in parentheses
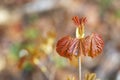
top-left (52, 55), bottom-right (68, 68)
top-left (29, 14), bottom-right (39, 24)
top-left (10, 41), bottom-right (35, 60)
top-left (24, 61), bottom-right (34, 71)
top-left (24, 28), bottom-right (39, 39)
top-left (10, 43), bottom-right (21, 60)
top-left (115, 10), bottom-right (120, 18)
top-left (100, 0), bottom-right (112, 16)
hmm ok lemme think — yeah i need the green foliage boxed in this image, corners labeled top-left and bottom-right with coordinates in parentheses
top-left (24, 28), bottom-right (39, 39)
top-left (24, 61), bottom-right (34, 71)
top-left (52, 55), bottom-right (68, 68)
top-left (10, 43), bottom-right (21, 60)
top-left (115, 10), bottom-right (120, 18)
top-left (100, 0), bottom-right (112, 16)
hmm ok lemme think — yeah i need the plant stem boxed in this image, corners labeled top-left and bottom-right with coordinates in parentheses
top-left (78, 56), bottom-right (82, 80)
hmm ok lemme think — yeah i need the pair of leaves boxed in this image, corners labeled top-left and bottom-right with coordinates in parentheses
top-left (56, 33), bottom-right (104, 60)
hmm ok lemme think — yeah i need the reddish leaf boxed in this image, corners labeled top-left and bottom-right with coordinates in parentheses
top-left (72, 16), bottom-right (87, 26)
top-left (56, 36), bottom-right (86, 60)
top-left (85, 33), bottom-right (104, 58)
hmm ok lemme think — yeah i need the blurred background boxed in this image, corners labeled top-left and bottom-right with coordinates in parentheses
top-left (0, 0), bottom-right (120, 80)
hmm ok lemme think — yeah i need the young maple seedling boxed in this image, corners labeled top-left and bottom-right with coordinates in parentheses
top-left (56, 16), bottom-right (104, 80)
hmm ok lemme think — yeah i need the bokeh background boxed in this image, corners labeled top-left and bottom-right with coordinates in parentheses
top-left (0, 0), bottom-right (120, 80)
